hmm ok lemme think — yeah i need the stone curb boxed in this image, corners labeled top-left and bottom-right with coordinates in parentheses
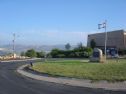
top-left (17, 64), bottom-right (126, 91)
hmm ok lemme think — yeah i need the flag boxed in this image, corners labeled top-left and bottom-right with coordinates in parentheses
top-left (98, 21), bottom-right (106, 29)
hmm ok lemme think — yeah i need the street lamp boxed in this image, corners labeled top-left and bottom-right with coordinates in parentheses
top-left (98, 20), bottom-right (107, 62)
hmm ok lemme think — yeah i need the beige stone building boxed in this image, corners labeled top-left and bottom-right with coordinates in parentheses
top-left (87, 29), bottom-right (126, 50)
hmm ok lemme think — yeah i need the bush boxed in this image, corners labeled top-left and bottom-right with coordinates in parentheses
top-left (49, 47), bottom-right (93, 58)
top-left (25, 49), bottom-right (37, 58)
top-left (36, 51), bottom-right (45, 58)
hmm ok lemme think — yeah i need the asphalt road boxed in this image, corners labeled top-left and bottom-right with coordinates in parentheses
top-left (0, 61), bottom-right (126, 94)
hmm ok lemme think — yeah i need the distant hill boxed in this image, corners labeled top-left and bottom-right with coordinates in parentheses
top-left (0, 44), bottom-right (76, 54)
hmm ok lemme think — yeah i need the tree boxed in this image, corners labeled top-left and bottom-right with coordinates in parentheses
top-left (50, 48), bottom-right (60, 58)
top-left (25, 49), bottom-right (37, 58)
top-left (65, 43), bottom-right (71, 50)
top-left (90, 39), bottom-right (96, 49)
top-left (36, 51), bottom-right (45, 58)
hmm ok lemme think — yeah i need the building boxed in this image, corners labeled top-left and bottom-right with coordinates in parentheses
top-left (87, 29), bottom-right (126, 50)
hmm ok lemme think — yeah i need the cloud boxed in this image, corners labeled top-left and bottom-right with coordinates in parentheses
top-left (0, 30), bottom-right (98, 46)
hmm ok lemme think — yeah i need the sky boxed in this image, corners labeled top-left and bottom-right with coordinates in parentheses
top-left (0, 0), bottom-right (126, 46)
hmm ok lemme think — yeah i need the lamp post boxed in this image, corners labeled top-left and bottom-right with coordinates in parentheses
top-left (98, 20), bottom-right (107, 62)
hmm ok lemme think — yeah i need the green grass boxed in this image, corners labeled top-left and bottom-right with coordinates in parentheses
top-left (32, 59), bottom-right (126, 81)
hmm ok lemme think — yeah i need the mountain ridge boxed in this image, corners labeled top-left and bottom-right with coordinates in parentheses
top-left (0, 44), bottom-right (76, 54)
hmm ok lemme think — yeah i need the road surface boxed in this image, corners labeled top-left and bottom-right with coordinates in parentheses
top-left (0, 61), bottom-right (125, 94)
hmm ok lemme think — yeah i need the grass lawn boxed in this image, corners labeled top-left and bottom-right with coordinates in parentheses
top-left (32, 59), bottom-right (126, 82)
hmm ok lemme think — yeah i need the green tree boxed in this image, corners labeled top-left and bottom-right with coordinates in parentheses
top-left (90, 39), bottom-right (96, 49)
top-left (50, 48), bottom-right (60, 58)
top-left (36, 51), bottom-right (45, 58)
top-left (25, 49), bottom-right (37, 58)
top-left (65, 43), bottom-right (71, 50)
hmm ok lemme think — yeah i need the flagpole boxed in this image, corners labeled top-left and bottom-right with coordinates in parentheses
top-left (104, 20), bottom-right (107, 62)
top-left (98, 20), bottom-right (107, 62)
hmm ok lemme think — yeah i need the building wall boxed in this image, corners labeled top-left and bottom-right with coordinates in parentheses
top-left (87, 30), bottom-right (125, 49)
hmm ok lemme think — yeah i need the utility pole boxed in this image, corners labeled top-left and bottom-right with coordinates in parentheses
top-left (98, 20), bottom-right (107, 62)
top-left (12, 33), bottom-right (15, 59)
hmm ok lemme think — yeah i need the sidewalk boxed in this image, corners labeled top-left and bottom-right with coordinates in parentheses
top-left (17, 64), bottom-right (126, 91)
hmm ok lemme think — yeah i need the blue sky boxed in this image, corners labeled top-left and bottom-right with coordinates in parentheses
top-left (0, 0), bottom-right (126, 45)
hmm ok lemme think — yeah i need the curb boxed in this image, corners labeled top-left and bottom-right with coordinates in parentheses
top-left (17, 64), bottom-right (126, 91)
top-left (1, 58), bottom-right (41, 63)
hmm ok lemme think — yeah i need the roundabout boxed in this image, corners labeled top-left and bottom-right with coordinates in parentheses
top-left (0, 60), bottom-right (125, 94)
top-left (17, 59), bottom-right (126, 91)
